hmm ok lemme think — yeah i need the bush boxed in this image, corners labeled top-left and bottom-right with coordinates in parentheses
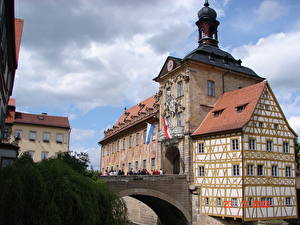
top-left (0, 153), bottom-right (128, 225)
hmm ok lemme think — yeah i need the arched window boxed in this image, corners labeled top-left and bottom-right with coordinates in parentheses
top-left (207, 80), bottom-right (215, 97)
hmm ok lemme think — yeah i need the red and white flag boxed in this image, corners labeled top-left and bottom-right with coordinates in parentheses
top-left (162, 117), bottom-right (172, 139)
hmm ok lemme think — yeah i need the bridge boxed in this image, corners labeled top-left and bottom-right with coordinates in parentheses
top-left (101, 175), bottom-right (192, 225)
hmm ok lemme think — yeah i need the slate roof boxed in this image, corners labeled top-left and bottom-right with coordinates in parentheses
top-left (192, 82), bottom-right (266, 136)
top-left (184, 44), bottom-right (263, 79)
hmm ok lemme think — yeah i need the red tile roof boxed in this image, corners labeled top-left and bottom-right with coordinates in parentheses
top-left (15, 18), bottom-right (24, 65)
top-left (192, 82), bottom-right (266, 136)
top-left (101, 95), bottom-right (159, 142)
top-left (8, 98), bottom-right (16, 107)
top-left (14, 112), bottom-right (70, 129)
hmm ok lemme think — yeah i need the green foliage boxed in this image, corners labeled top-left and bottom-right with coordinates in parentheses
top-left (0, 153), bottom-right (128, 225)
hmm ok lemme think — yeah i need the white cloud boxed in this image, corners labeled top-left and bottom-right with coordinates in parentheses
top-left (232, 31), bottom-right (300, 92)
top-left (288, 117), bottom-right (300, 136)
top-left (14, 0), bottom-right (230, 112)
top-left (256, 0), bottom-right (288, 21)
top-left (71, 128), bottom-right (97, 142)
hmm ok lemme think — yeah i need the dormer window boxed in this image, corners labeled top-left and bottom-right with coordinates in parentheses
top-left (213, 109), bottom-right (223, 118)
top-left (236, 104), bottom-right (248, 113)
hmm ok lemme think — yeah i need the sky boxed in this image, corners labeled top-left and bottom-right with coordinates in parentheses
top-left (14, 0), bottom-right (300, 170)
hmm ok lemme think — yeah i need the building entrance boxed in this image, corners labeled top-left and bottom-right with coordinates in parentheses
top-left (165, 147), bottom-right (180, 174)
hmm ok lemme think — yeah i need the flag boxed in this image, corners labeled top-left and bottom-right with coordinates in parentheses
top-left (162, 117), bottom-right (172, 139)
top-left (146, 123), bottom-right (155, 144)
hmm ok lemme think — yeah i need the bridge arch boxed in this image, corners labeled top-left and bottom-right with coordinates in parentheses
top-left (119, 188), bottom-right (191, 225)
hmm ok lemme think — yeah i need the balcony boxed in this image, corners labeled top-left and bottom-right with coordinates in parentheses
top-left (159, 126), bottom-right (184, 142)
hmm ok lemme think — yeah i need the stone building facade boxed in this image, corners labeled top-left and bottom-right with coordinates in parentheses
top-left (99, 1), bottom-right (298, 224)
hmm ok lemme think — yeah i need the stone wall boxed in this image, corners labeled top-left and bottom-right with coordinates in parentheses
top-left (123, 196), bottom-right (159, 225)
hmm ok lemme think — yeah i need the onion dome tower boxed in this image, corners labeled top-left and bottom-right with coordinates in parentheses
top-left (196, 0), bottom-right (220, 47)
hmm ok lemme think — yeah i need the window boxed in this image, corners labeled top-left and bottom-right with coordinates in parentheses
top-left (117, 140), bottom-right (120, 151)
top-left (259, 122), bottom-right (264, 128)
top-left (128, 163), bottom-right (132, 171)
top-left (28, 131), bottom-right (37, 141)
top-left (135, 161), bottom-right (139, 170)
top-left (236, 104), bottom-right (247, 113)
top-left (178, 112), bottom-right (183, 127)
top-left (1, 158), bottom-right (14, 168)
top-left (129, 136), bottom-right (132, 148)
top-left (213, 110), bottom-right (223, 117)
top-left (205, 198), bottom-right (209, 205)
top-left (232, 139), bottom-right (239, 151)
top-left (249, 197), bottom-right (253, 207)
top-left (257, 165), bottom-right (264, 176)
top-left (143, 130), bottom-right (147, 144)
top-left (41, 151), bottom-right (48, 160)
top-left (136, 133), bottom-right (140, 146)
top-left (274, 123), bottom-right (279, 129)
top-left (112, 143), bottom-right (114, 153)
top-left (27, 151), bottom-right (35, 159)
top-left (267, 140), bottom-right (272, 152)
top-left (267, 197), bottom-right (273, 206)
top-left (56, 133), bottom-right (63, 143)
top-left (283, 142), bottom-right (289, 153)
top-left (271, 165), bottom-right (278, 177)
top-left (286, 166), bottom-right (292, 177)
top-left (285, 197), bottom-right (291, 206)
top-left (123, 138), bottom-right (126, 150)
top-left (166, 116), bottom-right (171, 127)
top-left (207, 80), bottom-right (215, 97)
top-left (151, 158), bottom-right (155, 170)
top-left (232, 165), bottom-right (240, 176)
top-left (15, 129), bottom-right (22, 139)
top-left (249, 138), bottom-right (256, 150)
top-left (177, 81), bottom-right (183, 97)
top-left (265, 105), bottom-right (270, 110)
top-left (166, 87), bottom-right (171, 96)
top-left (198, 143), bottom-right (204, 153)
top-left (43, 132), bottom-right (50, 142)
top-left (247, 164), bottom-right (254, 176)
top-left (199, 166), bottom-right (205, 177)
top-left (217, 198), bottom-right (222, 206)
top-left (232, 198), bottom-right (238, 207)
top-left (143, 160), bottom-right (147, 169)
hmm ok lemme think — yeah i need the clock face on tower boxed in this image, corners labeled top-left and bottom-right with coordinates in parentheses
top-left (167, 60), bottom-right (174, 72)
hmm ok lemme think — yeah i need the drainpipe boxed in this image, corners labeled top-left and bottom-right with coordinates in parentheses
top-left (222, 71), bottom-right (231, 94)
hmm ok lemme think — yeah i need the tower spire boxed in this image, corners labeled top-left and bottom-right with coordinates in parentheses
top-left (204, 0), bottom-right (209, 7)
top-left (196, 0), bottom-right (220, 47)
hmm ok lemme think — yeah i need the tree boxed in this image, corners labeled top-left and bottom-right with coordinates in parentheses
top-left (0, 153), bottom-right (128, 225)
top-left (295, 138), bottom-right (300, 170)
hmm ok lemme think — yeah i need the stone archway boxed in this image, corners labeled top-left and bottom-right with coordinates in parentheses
top-left (119, 189), bottom-right (190, 225)
top-left (164, 147), bottom-right (180, 174)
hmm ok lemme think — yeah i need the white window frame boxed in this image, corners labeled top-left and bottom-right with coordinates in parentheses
top-left (271, 165), bottom-right (278, 177)
top-left (43, 132), bottom-right (50, 142)
top-left (247, 164), bottom-right (254, 176)
top-left (178, 112), bottom-right (183, 127)
top-left (136, 133), bottom-right (140, 146)
top-left (267, 140), bottom-right (273, 152)
top-left (199, 166), bottom-right (205, 177)
top-left (285, 197), bottom-right (292, 206)
top-left (232, 165), bottom-right (240, 176)
top-left (232, 198), bottom-right (238, 207)
top-left (41, 151), bottom-right (48, 160)
top-left (257, 165), bottom-right (264, 176)
top-left (29, 131), bottom-right (37, 141)
top-left (15, 129), bottom-right (22, 139)
top-left (207, 80), bottom-right (215, 97)
top-left (283, 142), bottom-right (289, 153)
top-left (56, 133), bottom-right (63, 143)
top-left (286, 166), bottom-right (292, 177)
top-left (198, 143), bottom-right (204, 153)
top-left (249, 138), bottom-right (256, 150)
top-left (205, 197), bottom-right (209, 205)
top-left (151, 158), bottom-right (155, 171)
top-left (232, 139), bottom-right (239, 151)
top-left (177, 81), bottom-right (183, 97)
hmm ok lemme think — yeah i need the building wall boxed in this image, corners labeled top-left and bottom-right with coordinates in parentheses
top-left (242, 85), bottom-right (297, 220)
top-left (11, 123), bottom-right (69, 162)
top-left (101, 122), bottom-right (159, 174)
top-left (193, 133), bottom-right (243, 219)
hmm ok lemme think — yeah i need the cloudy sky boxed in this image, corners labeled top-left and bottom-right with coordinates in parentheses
top-left (15, 0), bottom-right (300, 170)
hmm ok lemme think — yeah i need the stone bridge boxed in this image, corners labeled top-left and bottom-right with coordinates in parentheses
top-left (101, 175), bottom-right (192, 225)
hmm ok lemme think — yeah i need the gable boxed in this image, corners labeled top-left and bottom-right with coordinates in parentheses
top-left (153, 56), bottom-right (182, 82)
top-left (244, 84), bottom-right (297, 138)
